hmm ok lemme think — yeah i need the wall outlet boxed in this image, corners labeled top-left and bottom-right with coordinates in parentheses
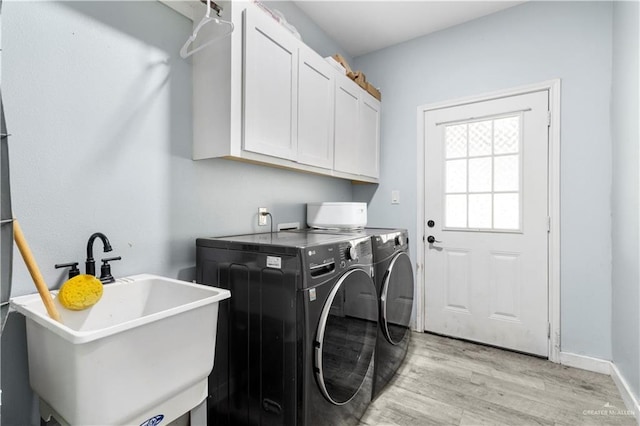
top-left (258, 207), bottom-right (268, 226)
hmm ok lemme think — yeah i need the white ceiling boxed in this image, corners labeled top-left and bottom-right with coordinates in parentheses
top-left (292, 1), bottom-right (526, 57)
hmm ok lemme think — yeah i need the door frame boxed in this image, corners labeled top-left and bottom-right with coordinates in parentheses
top-left (415, 79), bottom-right (561, 362)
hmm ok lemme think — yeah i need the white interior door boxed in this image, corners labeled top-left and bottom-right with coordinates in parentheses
top-left (423, 90), bottom-right (549, 356)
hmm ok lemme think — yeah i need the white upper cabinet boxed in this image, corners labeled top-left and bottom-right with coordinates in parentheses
top-left (243, 7), bottom-right (298, 160)
top-left (334, 75), bottom-right (361, 175)
top-left (297, 45), bottom-right (335, 169)
top-left (358, 95), bottom-right (381, 178)
top-left (334, 73), bottom-right (380, 179)
top-left (191, 2), bottom-right (380, 183)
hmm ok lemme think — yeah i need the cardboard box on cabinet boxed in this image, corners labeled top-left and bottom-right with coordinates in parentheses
top-left (331, 54), bottom-right (381, 100)
top-left (366, 83), bottom-right (381, 101)
top-left (332, 54), bottom-right (353, 74)
top-left (353, 71), bottom-right (367, 89)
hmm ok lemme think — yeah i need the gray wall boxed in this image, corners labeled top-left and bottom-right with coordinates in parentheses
top-left (611, 0), bottom-right (640, 400)
top-left (0, 1), bottom-right (352, 424)
top-left (353, 1), bottom-right (615, 359)
top-left (2, 0), bottom-right (637, 423)
top-left (269, 1), bottom-right (353, 65)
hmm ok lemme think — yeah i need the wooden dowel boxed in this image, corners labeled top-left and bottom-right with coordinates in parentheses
top-left (12, 219), bottom-right (61, 322)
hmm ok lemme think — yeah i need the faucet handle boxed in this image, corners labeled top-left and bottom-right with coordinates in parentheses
top-left (100, 256), bottom-right (121, 284)
top-left (55, 262), bottom-right (80, 279)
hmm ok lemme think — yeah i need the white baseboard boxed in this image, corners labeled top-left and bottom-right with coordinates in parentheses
top-left (559, 351), bottom-right (611, 374)
top-left (610, 363), bottom-right (640, 425)
top-left (559, 351), bottom-right (639, 424)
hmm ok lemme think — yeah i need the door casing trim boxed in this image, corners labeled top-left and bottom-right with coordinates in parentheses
top-left (415, 79), bottom-right (561, 362)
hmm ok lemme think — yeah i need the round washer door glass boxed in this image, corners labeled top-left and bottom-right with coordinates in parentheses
top-left (381, 252), bottom-right (414, 345)
top-left (315, 268), bottom-right (377, 405)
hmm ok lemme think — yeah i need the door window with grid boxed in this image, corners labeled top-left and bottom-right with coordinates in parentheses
top-left (444, 115), bottom-right (522, 231)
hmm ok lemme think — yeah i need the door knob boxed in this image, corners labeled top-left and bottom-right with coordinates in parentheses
top-left (427, 236), bottom-right (441, 244)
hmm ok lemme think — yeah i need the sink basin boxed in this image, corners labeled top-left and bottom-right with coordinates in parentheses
top-left (10, 274), bottom-right (231, 425)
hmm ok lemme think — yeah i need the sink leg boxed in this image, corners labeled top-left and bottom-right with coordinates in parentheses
top-left (39, 398), bottom-right (69, 426)
top-left (189, 398), bottom-right (207, 426)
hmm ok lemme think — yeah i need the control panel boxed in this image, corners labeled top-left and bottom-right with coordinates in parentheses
top-left (305, 238), bottom-right (373, 280)
top-left (307, 244), bottom-right (337, 278)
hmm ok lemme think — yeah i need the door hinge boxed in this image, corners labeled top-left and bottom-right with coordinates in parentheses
top-left (548, 322), bottom-right (551, 338)
top-left (547, 216), bottom-right (551, 233)
top-left (547, 111), bottom-right (552, 127)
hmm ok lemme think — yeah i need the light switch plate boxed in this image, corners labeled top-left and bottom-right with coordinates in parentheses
top-left (391, 190), bottom-right (400, 204)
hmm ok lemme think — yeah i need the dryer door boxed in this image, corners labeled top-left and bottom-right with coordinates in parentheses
top-left (315, 268), bottom-right (377, 405)
top-left (381, 252), bottom-right (414, 345)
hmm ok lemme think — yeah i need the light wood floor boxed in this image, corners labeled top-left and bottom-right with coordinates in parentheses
top-left (361, 332), bottom-right (637, 426)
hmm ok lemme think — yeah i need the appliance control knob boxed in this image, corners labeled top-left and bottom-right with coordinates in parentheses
top-left (345, 245), bottom-right (358, 261)
top-left (395, 235), bottom-right (404, 246)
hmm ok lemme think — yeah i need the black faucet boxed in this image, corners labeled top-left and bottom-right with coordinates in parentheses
top-left (86, 232), bottom-right (113, 276)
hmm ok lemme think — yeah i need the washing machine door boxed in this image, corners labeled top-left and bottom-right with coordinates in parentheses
top-left (315, 268), bottom-right (377, 405)
top-left (381, 251), bottom-right (414, 345)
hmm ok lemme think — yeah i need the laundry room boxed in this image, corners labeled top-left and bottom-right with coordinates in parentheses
top-left (1, 0), bottom-right (638, 425)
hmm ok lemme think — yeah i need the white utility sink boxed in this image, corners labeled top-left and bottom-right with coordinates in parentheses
top-left (10, 274), bottom-right (231, 426)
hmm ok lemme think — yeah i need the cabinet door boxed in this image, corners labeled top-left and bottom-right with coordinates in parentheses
top-left (333, 75), bottom-right (360, 175)
top-left (243, 8), bottom-right (298, 160)
top-left (297, 46), bottom-right (335, 169)
top-left (358, 95), bottom-right (380, 178)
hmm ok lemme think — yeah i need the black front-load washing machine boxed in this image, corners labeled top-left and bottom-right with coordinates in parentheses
top-left (299, 228), bottom-right (415, 400)
top-left (196, 231), bottom-right (377, 425)
top-left (366, 228), bottom-right (414, 399)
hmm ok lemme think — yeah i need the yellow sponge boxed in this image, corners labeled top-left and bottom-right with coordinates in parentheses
top-left (58, 274), bottom-right (103, 310)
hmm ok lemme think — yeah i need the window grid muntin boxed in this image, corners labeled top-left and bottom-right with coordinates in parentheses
top-left (443, 113), bottom-right (523, 232)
